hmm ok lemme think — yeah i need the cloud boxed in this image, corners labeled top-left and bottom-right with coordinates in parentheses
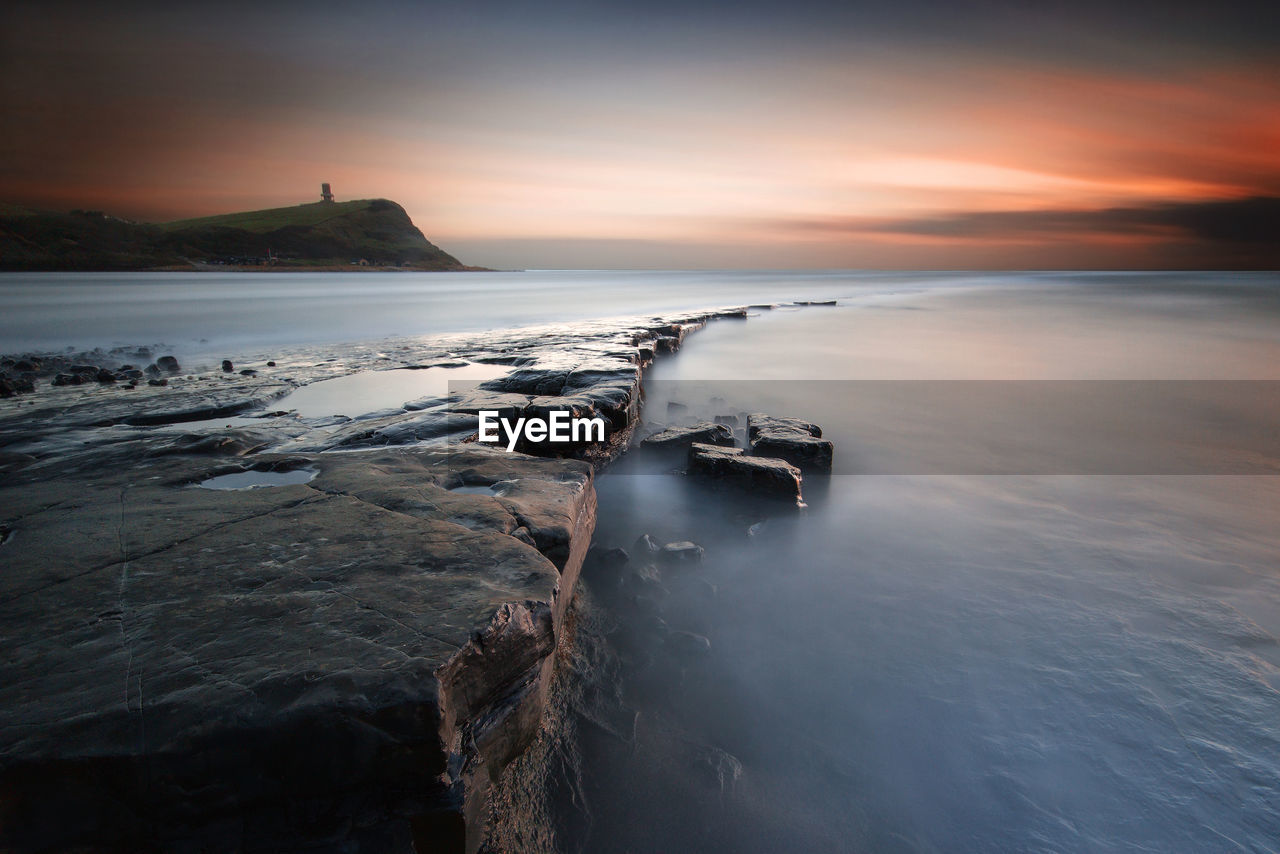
top-left (781, 196), bottom-right (1278, 243)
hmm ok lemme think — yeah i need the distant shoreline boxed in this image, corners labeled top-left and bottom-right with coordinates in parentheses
top-left (167, 263), bottom-right (500, 273)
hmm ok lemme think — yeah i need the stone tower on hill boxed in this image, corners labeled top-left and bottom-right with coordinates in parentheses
top-left (320, 183), bottom-right (334, 203)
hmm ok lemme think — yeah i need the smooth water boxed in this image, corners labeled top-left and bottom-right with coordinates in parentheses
top-left (565, 276), bottom-right (1280, 853)
top-left (197, 468), bottom-right (317, 490)
top-left (272, 363), bottom-right (508, 418)
top-left (7, 269), bottom-right (1274, 360)
top-left (0, 269), bottom-right (901, 356)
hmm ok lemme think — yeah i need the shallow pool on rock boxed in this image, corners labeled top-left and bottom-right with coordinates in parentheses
top-left (197, 468), bottom-right (318, 490)
top-left (274, 362), bottom-right (508, 418)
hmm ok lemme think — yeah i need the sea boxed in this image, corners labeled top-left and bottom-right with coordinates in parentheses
top-left (3, 270), bottom-right (1279, 852)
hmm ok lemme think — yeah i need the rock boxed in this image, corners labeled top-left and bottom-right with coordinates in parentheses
top-left (94, 369), bottom-right (115, 384)
top-left (70, 364), bottom-right (99, 375)
top-left (119, 369), bottom-right (143, 380)
top-left (687, 442), bottom-right (803, 502)
top-left (267, 360), bottom-right (277, 367)
top-left (666, 630), bottom-right (712, 658)
top-left (693, 745), bottom-right (743, 794)
top-left (0, 445), bottom-right (597, 854)
top-left (0, 380), bottom-right (13, 398)
top-left (641, 422), bottom-right (734, 450)
top-left (660, 541), bottom-right (704, 564)
top-left (747, 414), bottom-right (823, 440)
top-left (239, 368), bottom-right (258, 376)
top-left (144, 363), bottom-right (161, 375)
top-left (634, 533), bottom-right (661, 555)
top-left (221, 359), bottom-right (234, 372)
top-left (12, 376), bottom-right (35, 393)
top-left (12, 360), bottom-right (37, 372)
top-left (654, 335), bottom-right (680, 354)
top-left (52, 373), bottom-right (80, 387)
top-left (713, 414), bottom-right (739, 426)
top-left (667, 401), bottom-right (688, 414)
top-left (0, 305), bottom-right (749, 851)
top-left (147, 378), bottom-right (169, 387)
top-left (597, 546), bottom-right (629, 568)
top-left (747, 413), bottom-right (833, 473)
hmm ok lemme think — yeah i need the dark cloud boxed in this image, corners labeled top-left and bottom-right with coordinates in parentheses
top-left (776, 197), bottom-right (1280, 268)
top-left (868, 197), bottom-right (1279, 244)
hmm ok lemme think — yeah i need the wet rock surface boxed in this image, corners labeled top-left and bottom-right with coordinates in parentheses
top-left (0, 443), bottom-right (596, 853)
top-left (747, 413), bottom-right (834, 473)
top-left (640, 421), bottom-right (735, 450)
top-left (687, 442), bottom-right (804, 502)
top-left (0, 305), bottom-right (753, 853)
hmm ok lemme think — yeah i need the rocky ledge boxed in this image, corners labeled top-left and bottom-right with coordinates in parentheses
top-left (0, 306), bottom-right (755, 853)
top-left (747, 413), bottom-right (833, 473)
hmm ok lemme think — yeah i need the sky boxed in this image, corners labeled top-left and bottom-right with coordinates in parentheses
top-left (1, 0), bottom-right (1277, 269)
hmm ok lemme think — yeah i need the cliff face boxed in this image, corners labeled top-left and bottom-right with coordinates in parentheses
top-left (0, 199), bottom-right (465, 270)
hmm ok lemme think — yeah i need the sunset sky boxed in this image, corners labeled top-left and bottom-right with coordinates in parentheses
top-left (2, 0), bottom-right (1277, 269)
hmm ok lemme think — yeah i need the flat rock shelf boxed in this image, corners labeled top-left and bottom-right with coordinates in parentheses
top-left (0, 305), bottom-right (756, 853)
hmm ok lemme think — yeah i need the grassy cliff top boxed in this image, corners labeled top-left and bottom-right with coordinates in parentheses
top-left (0, 198), bottom-right (467, 271)
top-left (159, 199), bottom-right (388, 233)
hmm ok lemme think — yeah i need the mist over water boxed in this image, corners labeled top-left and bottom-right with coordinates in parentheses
top-left (4, 269), bottom-right (1278, 851)
top-left (6, 269), bottom-right (1276, 365)
top-left (561, 275), bottom-right (1280, 853)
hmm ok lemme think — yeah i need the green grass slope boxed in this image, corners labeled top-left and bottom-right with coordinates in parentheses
top-left (0, 199), bottom-right (465, 271)
top-left (159, 200), bottom-right (374, 233)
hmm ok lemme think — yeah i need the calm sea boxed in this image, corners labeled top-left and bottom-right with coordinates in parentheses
top-left (4, 270), bottom-right (1279, 852)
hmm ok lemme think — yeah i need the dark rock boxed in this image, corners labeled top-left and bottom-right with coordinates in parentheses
top-left (52, 373), bottom-right (80, 387)
top-left (641, 422), bottom-right (734, 450)
top-left (94, 369), bottom-right (116, 384)
top-left (70, 364), bottom-right (99, 375)
top-left (687, 442), bottom-right (803, 502)
top-left (795, 299), bottom-right (837, 306)
top-left (157, 355), bottom-right (181, 373)
top-left (666, 630), bottom-right (712, 658)
top-left (634, 533), bottom-right (661, 555)
top-left (239, 368), bottom-right (258, 376)
top-left (597, 546), bottom-right (630, 568)
top-left (12, 360), bottom-right (37, 372)
top-left (747, 414), bottom-right (822, 440)
top-left (654, 335), bottom-right (681, 354)
top-left (148, 378), bottom-right (169, 387)
top-left (660, 541), bottom-right (704, 564)
top-left (267, 361), bottom-right (277, 367)
top-left (221, 359), bottom-right (234, 372)
top-left (747, 413), bottom-right (833, 473)
top-left (119, 369), bottom-right (143, 380)
top-left (0, 380), bottom-right (13, 398)
top-left (144, 363), bottom-right (161, 375)
top-left (0, 445), bottom-right (597, 854)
